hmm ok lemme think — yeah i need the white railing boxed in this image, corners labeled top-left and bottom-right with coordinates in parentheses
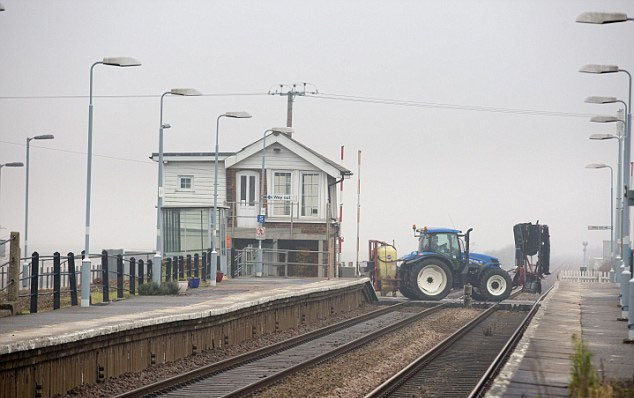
top-left (557, 270), bottom-right (611, 283)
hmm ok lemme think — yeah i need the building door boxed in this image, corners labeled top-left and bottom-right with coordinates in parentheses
top-left (236, 171), bottom-right (259, 228)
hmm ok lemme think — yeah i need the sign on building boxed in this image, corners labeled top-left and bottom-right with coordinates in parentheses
top-left (266, 194), bottom-right (297, 202)
top-left (587, 226), bottom-right (611, 230)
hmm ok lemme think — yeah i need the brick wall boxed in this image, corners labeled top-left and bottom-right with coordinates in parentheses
top-left (267, 222), bottom-right (327, 235)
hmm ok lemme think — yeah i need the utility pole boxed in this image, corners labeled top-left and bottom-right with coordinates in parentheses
top-left (269, 83), bottom-right (318, 127)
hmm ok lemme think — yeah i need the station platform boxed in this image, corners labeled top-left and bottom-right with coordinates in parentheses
top-left (0, 277), bottom-right (375, 398)
top-left (0, 277), bottom-right (370, 355)
top-left (486, 281), bottom-right (634, 397)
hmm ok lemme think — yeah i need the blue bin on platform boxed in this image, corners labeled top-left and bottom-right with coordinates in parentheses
top-left (188, 278), bottom-right (200, 288)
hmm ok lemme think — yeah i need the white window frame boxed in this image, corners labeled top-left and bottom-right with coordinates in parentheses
top-left (178, 175), bottom-right (194, 191)
top-left (299, 171), bottom-right (321, 219)
top-left (269, 170), bottom-right (294, 217)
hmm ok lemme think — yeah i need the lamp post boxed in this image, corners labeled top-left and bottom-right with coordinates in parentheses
top-left (0, 162), bottom-right (24, 230)
top-left (154, 88), bottom-right (201, 285)
top-left (586, 163), bottom-right (615, 270)
top-left (586, 95), bottom-right (627, 263)
top-left (210, 111), bottom-right (251, 282)
top-left (577, 67), bottom-right (632, 274)
top-left (577, 11), bottom-right (634, 340)
top-left (24, 134), bottom-right (54, 263)
top-left (590, 133), bottom-right (623, 266)
top-left (581, 65), bottom-right (632, 273)
top-left (82, 57), bottom-right (140, 308)
top-left (590, 115), bottom-right (628, 278)
top-left (257, 127), bottom-right (294, 277)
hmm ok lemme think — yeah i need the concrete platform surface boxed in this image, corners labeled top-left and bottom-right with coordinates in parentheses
top-left (0, 277), bottom-right (369, 355)
top-left (486, 281), bottom-right (634, 397)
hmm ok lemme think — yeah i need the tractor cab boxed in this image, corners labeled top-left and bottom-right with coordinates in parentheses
top-left (417, 228), bottom-right (465, 271)
top-left (411, 226), bottom-right (474, 275)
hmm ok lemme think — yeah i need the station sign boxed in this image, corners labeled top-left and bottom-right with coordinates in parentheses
top-left (587, 226), bottom-right (611, 230)
top-left (266, 194), bottom-right (296, 202)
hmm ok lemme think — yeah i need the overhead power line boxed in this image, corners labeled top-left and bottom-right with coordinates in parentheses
top-left (0, 139), bottom-right (155, 165)
top-left (0, 88), bottom-right (598, 119)
top-left (306, 92), bottom-right (597, 119)
top-left (0, 92), bottom-right (268, 100)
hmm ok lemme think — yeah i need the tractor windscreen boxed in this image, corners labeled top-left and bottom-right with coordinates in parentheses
top-left (419, 233), bottom-right (452, 255)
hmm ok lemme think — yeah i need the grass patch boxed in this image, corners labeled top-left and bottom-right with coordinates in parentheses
top-left (570, 334), bottom-right (633, 398)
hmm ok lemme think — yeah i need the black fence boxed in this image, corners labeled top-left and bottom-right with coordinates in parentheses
top-left (0, 250), bottom-right (217, 314)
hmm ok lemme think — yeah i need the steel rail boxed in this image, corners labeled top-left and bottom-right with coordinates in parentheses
top-left (466, 284), bottom-right (555, 398)
top-left (364, 304), bottom-right (498, 398)
top-left (223, 303), bottom-right (447, 398)
top-left (364, 284), bottom-right (550, 398)
top-left (114, 302), bottom-right (410, 398)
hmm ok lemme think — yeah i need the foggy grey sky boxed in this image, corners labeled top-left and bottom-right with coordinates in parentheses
top-left (1, 0), bottom-right (633, 265)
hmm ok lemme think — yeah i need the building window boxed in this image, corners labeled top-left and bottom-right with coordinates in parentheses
top-left (179, 175), bottom-right (193, 190)
top-left (240, 175), bottom-right (256, 206)
top-left (272, 171), bottom-right (292, 216)
top-left (301, 173), bottom-right (320, 217)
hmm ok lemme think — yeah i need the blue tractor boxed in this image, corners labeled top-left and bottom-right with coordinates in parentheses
top-left (398, 226), bottom-right (513, 301)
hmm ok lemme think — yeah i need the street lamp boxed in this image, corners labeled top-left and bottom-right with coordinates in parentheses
top-left (576, 12), bottom-right (631, 24)
top-left (154, 88), bottom-right (201, 285)
top-left (590, 135), bottom-right (623, 257)
top-left (591, 112), bottom-right (630, 272)
top-left (256, 127), bottom-right (294, 276)
top-left (0, 162), bottom-right (24, 230)
top-left (581, 65), bottom-right (632, 271)
top-left (586, 163), bottom-right (615, 271)
top-left (586, 96), bottom-right (628, 262)
top-left (577, 14), bottom-right (634, 339)
top-left (24, 134), bottom-right (54, 263)
top-left (210, 111), bottom-right (252, 282)
top-left (82, 57), bottom-right (141, 308)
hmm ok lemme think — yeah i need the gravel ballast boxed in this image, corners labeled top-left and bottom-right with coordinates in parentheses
top-left (63, 303), bottom-right (382, 398)
top-left (255, 307), bottom-right (482, 398)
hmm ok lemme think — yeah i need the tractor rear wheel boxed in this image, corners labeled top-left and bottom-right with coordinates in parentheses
top-left (478, 268), bottom-right (513, 301)
top-left (408, 259), bottom-right (453, 300)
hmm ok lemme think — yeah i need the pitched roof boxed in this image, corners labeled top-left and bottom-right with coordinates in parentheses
top-left (148, 133), bottom-right (352, 178)
top-left (224, 131), bottom-right (351, 178)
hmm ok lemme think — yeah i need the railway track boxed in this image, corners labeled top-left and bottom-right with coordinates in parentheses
top-left (114, 302), bottom-right (446, 398)
top-left (115, 288), bottom-right (530, 398)
top-left (365, 286), bottom-right (552, 398)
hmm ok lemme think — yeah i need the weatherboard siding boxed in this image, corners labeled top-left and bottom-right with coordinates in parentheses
top-left (232, 144), bottom-right (318, 171)
top-left (163, 161), bottom-right (226, 208)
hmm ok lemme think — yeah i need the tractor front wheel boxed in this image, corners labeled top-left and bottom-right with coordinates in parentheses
top-left (408, 259), bottom-right (453, 300)
top-left (478, 268), bottom-right (513, 301)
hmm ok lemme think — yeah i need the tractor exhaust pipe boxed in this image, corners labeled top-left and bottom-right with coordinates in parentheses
top-left (464, 228), bottom-right (473, 266)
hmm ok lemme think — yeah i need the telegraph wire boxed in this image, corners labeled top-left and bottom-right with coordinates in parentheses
top-left (306, 92), bottom-right (597, 119)
top-left (0, 139), bottom-right (155, 166)
top-left (0, 139), bottom-right (240, 174)
top-left (0, 92), bottom-right (268, 100)
top-left (0, 89), bottom-right (597, 119)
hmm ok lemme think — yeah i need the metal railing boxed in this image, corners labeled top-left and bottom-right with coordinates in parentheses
top-left (233, 247), bottom-right (329, 278)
